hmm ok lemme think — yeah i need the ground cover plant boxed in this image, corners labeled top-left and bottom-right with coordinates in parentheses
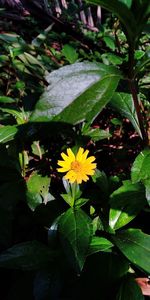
top-left (0, 0), bottom-right (150, 299)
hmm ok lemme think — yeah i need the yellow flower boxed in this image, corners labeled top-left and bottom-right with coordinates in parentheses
top-left (57, 147), bottom-right (96, 184)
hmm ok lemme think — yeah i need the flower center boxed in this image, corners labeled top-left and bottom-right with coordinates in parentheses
top-left (71, 161), bottom-right (82, 172)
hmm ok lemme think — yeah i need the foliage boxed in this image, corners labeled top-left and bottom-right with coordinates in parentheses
top-left (0, 1), bottom-right (150, 299)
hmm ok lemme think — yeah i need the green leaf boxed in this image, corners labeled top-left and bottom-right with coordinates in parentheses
top-left (103, 36), bottom-right (115, 51)
top-left (82, 126), bottom-right (111, 141)
top-left (61, 44), bottom-right (78, 64)
top-left (88, 236), bottom-right (113, 255)
top-left (116, 274), bottom-right (144, 300)
top-left (109, 181), bottom-right (146, 230)
top-left (0, 96), bottom-right (16, 103)
top-left (74, 198), bottom-right (89, 208)
top-left (0, 108), bottom-right (26, 124)
top-left (56, 75), bottom-right (120, 125)
top-left (118, 0), bottom-right (132, 8)
top-left (85, 0), bottom-right (137, 44)
top-left (58, 208), bottom-right (92, 272)
top-left (131, 149), bottom-right (150, 183)
top-left (135, 50), bottom-right (150, 75)
top-left (0, 33), bottom-right (23, 43)
top-left (30, 62), bottom-right (120, 122)
top-left (110, 92), bottom-right (142, 137)
top-left (92, 169), bottom-right (109, 198)
top-left (102, 53), bottom-right (123, 65)
top-left (0, 125), bottom-right (18, 143)
top-left (26, 171), bottom-right (51, 210)
top-left (145, 179), bottom-right (150, 205)
top-left (112, 228), bottom-right (150, 273)
top-left (0, 241), bottom-right (55, 270)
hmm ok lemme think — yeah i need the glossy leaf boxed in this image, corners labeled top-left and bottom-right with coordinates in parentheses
top-left (0, 125), bottom-right (18, 143)
top-left (0, 241), bottom-right (55, 270)
top-left (110, 92), bottom-right (142, 137)
top-left (131, 149), bottom-right (150, 183)
top-left (58, 208), bottom-right (92, 272)
top-left (112, 229), bottom-right (150, 273)
top-left (116, 274), bottom-right (144, 300)
top-left (88, 236), bottom-right (113, 255)
top-left (30, 62), bottom-right (120, 123)
top-left (109, 181), bottom-right (146, 230)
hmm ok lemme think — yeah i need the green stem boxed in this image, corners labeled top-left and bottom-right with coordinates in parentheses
top-left (71, 182), bottom-right (78, 207)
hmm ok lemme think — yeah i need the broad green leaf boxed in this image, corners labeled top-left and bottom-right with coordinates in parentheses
top-left (30, 62), bottom-right (120, 122)
top-left (0, 96), bottom-right (16, 103)
top-left (58, 208), bottom-right (92, 272)
top-left (88, 236), bottom-right (113, 255)
top-left (110, 92), bottom-right (142, 137)
top-left (0, 241), bottom-right (55, 270)
top-left (61, 44), bottom-right (78, 64)
top-left (55, 74), bottom-right (120, 124)
top-left (116, 274), bottom-right (144, 300)
top-left (85, 0), bottom-right (137, 44)
top-left (0, 125), bottom-right (18, 143)
top-left (109, 181), bottom-right (146, 230)
top-left (26, 171), bottom-right (51, 210)
top-left (131, 149), bottom-right (150, 183)
top-left (112, 228), bottom-right (150, 273)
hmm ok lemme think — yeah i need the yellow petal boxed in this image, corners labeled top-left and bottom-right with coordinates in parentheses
top-left (76, 147), bottom-right (84, 162)
top-left (57, 167), bottom-right (70, 173)
top-left (65, 170), bottom-right (76, 183)
top-left (61, 152), bottom-right (69, 161)
top-left (81, 150), bottom-right (89, 162)
top-left (67, 148), bottom-right (75, 161)
top-left (57, 160), bottom-right (71, 168)
top-left (81, 174), bottom-right (89, 182)
top-left (85, 156), bottom-right (96, 163)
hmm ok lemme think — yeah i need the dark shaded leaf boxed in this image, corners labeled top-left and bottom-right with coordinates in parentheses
top-left (0, 241), bottom-right (56, 270)
top-left (58, 208), bottom-right (93, 272)
top-left (112, 229), bottom-right (150, 273)
top-left (116, 274), bottom-right (144, 300)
